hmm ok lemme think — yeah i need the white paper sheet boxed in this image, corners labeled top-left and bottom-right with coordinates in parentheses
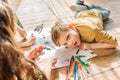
top-left (54, 47), bottom-right (97, 68)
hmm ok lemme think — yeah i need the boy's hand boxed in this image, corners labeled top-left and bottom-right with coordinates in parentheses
top-left (79, 42), bottom-right (91, 50)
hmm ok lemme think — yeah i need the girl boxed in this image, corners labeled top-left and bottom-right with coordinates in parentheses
top-left (0, 2), bottom-right (56, 80)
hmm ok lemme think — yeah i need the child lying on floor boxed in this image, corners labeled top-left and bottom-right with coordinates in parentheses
top-left (51, 0), bottom-right (118, 50)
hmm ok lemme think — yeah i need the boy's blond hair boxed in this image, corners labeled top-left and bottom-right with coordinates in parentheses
top-left (51, 21), bottom-right (69, 46)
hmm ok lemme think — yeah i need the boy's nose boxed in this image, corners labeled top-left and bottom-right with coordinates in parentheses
top-left (66, 41), bottom-right (73, 48)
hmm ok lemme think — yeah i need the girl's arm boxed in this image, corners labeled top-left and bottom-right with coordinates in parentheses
top-left (17, 25), bottom-right (27, 39)
top-left (17, 35), bottom-right (36, 48)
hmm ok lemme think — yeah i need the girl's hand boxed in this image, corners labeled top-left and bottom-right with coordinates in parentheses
top-left (28, 46), bottom-right (44, 60)
top-left (79, 42), bottom-right (91, 50)
top-left (27, 34), bottom-right (36, 46)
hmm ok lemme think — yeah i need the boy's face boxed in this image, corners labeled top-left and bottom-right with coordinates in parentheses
top-left (58, 28), bottom-right (81, 48)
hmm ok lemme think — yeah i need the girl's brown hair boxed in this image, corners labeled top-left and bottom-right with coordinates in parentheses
top-left (0, 2), bottom-right (47, 80)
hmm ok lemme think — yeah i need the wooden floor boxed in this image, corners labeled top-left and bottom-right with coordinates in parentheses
top-left (12, 0), bottom-right (120, 80)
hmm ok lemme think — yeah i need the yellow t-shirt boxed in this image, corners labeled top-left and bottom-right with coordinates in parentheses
top-left (70, 10), bottom-right (117, 45)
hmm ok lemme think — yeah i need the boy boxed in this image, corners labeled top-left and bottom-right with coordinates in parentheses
top-left (51, 1), bottom-right (118, 50)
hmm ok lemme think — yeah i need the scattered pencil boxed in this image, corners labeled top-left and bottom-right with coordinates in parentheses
top-left (34, 24), bottom-right (44, 34)
top-left (66, 55), bottom-right (90, 80)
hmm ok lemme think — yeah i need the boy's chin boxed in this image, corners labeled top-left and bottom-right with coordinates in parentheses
top-left (75, 43), bottom-right (80, 46)
top-left (74, 45), bottom-right (79, 47)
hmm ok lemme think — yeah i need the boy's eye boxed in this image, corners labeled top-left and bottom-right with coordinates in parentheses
top-left (66, 35), bottom-right (70, 41)
top-left (64, 43), bottom-right (67, 46)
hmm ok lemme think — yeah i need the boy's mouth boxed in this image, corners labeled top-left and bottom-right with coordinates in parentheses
top-left (74, 41), bottom-right (77, 46)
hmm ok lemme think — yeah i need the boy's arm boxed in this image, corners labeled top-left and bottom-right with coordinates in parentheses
top-left (76, 25), bottom-right (118, 50)
top-left (90, 42), bottom-right (118, 49)
top-left (94, 29), bottom-right (118, 47)
top-left (79, 29), bottom-right (118, 50)
top-left (79, 42), bottom-right (118, 50)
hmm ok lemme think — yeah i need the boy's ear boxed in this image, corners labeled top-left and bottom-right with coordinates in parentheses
top-left (69, 24), bottom-right (76, 30)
